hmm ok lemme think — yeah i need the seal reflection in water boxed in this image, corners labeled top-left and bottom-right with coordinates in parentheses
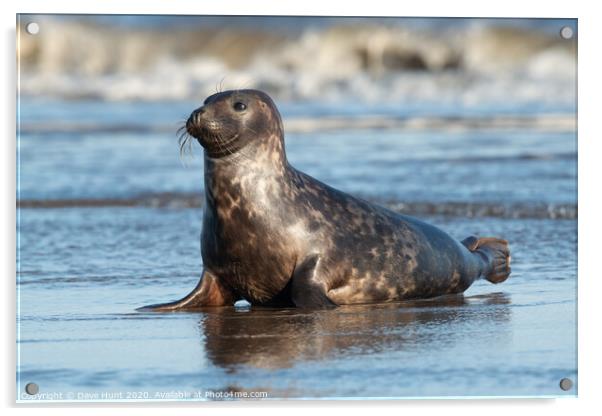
top-left (201, 293), bottom-right (511, 370)
top-left (140, 89), bottom-right (511, 311)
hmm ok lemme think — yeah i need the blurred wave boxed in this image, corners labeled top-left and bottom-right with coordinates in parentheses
top-left (17, 16), bottom-right (576, 107)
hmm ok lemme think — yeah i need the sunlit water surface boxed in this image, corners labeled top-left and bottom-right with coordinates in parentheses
top-left (17, 99), bottom-right (577, 400)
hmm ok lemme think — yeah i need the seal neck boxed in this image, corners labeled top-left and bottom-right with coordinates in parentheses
top-left (203, 134), bottom-right (290, 205)
top-left (202, 156), bottom-right (293, 223)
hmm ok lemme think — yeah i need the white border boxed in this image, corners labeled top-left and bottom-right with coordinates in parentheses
top-left (3, 1), bottom-right (600, 415)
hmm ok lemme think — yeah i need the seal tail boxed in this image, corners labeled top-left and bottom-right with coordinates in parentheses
top-left (461, 236), bottom-right (511, 284)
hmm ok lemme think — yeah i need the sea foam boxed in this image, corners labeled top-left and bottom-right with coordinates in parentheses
top-left (17, 17), bottom-right (576, 108)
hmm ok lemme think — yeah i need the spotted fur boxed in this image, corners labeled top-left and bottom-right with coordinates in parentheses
top-left (139, 89), bottom-right (511, 311)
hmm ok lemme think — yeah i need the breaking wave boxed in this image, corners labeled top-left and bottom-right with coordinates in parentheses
top-left (17, 16), bottom-right (576, 107)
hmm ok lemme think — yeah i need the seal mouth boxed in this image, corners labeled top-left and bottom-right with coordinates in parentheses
top-left (180, 112), bottom-right (241, 158)
top-left (186, 118), bottom-right (225, 143)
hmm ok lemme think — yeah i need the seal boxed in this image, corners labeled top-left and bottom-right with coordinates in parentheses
top-left (140, 89), bottom-right (511, 311)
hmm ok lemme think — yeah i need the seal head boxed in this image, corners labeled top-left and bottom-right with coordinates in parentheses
top-left (185, 89), bottom-right (284, 159)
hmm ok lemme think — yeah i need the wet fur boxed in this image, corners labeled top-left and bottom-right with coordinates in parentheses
top-left (140, 89), bottom-right (511, 311)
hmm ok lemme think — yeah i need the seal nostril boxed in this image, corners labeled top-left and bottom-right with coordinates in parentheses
top-left (193, 107), bottom-right (206, 124)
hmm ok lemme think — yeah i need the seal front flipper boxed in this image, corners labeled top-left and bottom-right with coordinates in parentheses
top-left (290, 255), bottom-right (337, 309)
top-left (464, 236), bottom-right (512, 284)
top-left (137, 269), bottom-right (235, 312)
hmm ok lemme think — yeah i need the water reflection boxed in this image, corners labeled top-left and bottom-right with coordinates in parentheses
top-left (198, 292), bottom-right (511, 371)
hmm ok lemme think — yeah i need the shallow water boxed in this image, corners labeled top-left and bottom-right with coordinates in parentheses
top-left (18, 100), bottom-right (576, 206)
top-left (16, 98), bottom-right (577, 400)
top-left (17, 209), bottom-right (577, 399)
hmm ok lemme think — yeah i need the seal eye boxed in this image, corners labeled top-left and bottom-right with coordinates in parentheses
top-left (233, 102), bottom-right (247, 112)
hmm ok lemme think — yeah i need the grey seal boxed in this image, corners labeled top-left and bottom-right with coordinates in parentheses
top-left (140, 89), bottom-right (511, 310)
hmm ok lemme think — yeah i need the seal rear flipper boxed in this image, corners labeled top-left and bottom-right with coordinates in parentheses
top-left (137, 270), bottom-right (235, 312)
top-left (290, 255), bottom-right (337, 309)
top-left (465, 237), bottom-right (511, 284)
top-left (461, 235), bottom-right (480, 251)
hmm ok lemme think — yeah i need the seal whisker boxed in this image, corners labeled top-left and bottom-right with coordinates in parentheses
top-left (212, 132), bottom-right (229, 157)
top-left (213, 126), bottom-right (257, 166)
top-left (214, 133), bottom-right (250, 165)
top-left (200, 116), bottom-right (256, 165)
top-left (177, 125), bottom-right (195, 163)
top-left (209, 129), bottom-right (243, 164)
top-left (245, 126), bottom-right (260, 136)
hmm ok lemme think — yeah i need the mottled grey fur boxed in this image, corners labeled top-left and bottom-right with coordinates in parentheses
top-left (140, 90), bottom-right (511, 311)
